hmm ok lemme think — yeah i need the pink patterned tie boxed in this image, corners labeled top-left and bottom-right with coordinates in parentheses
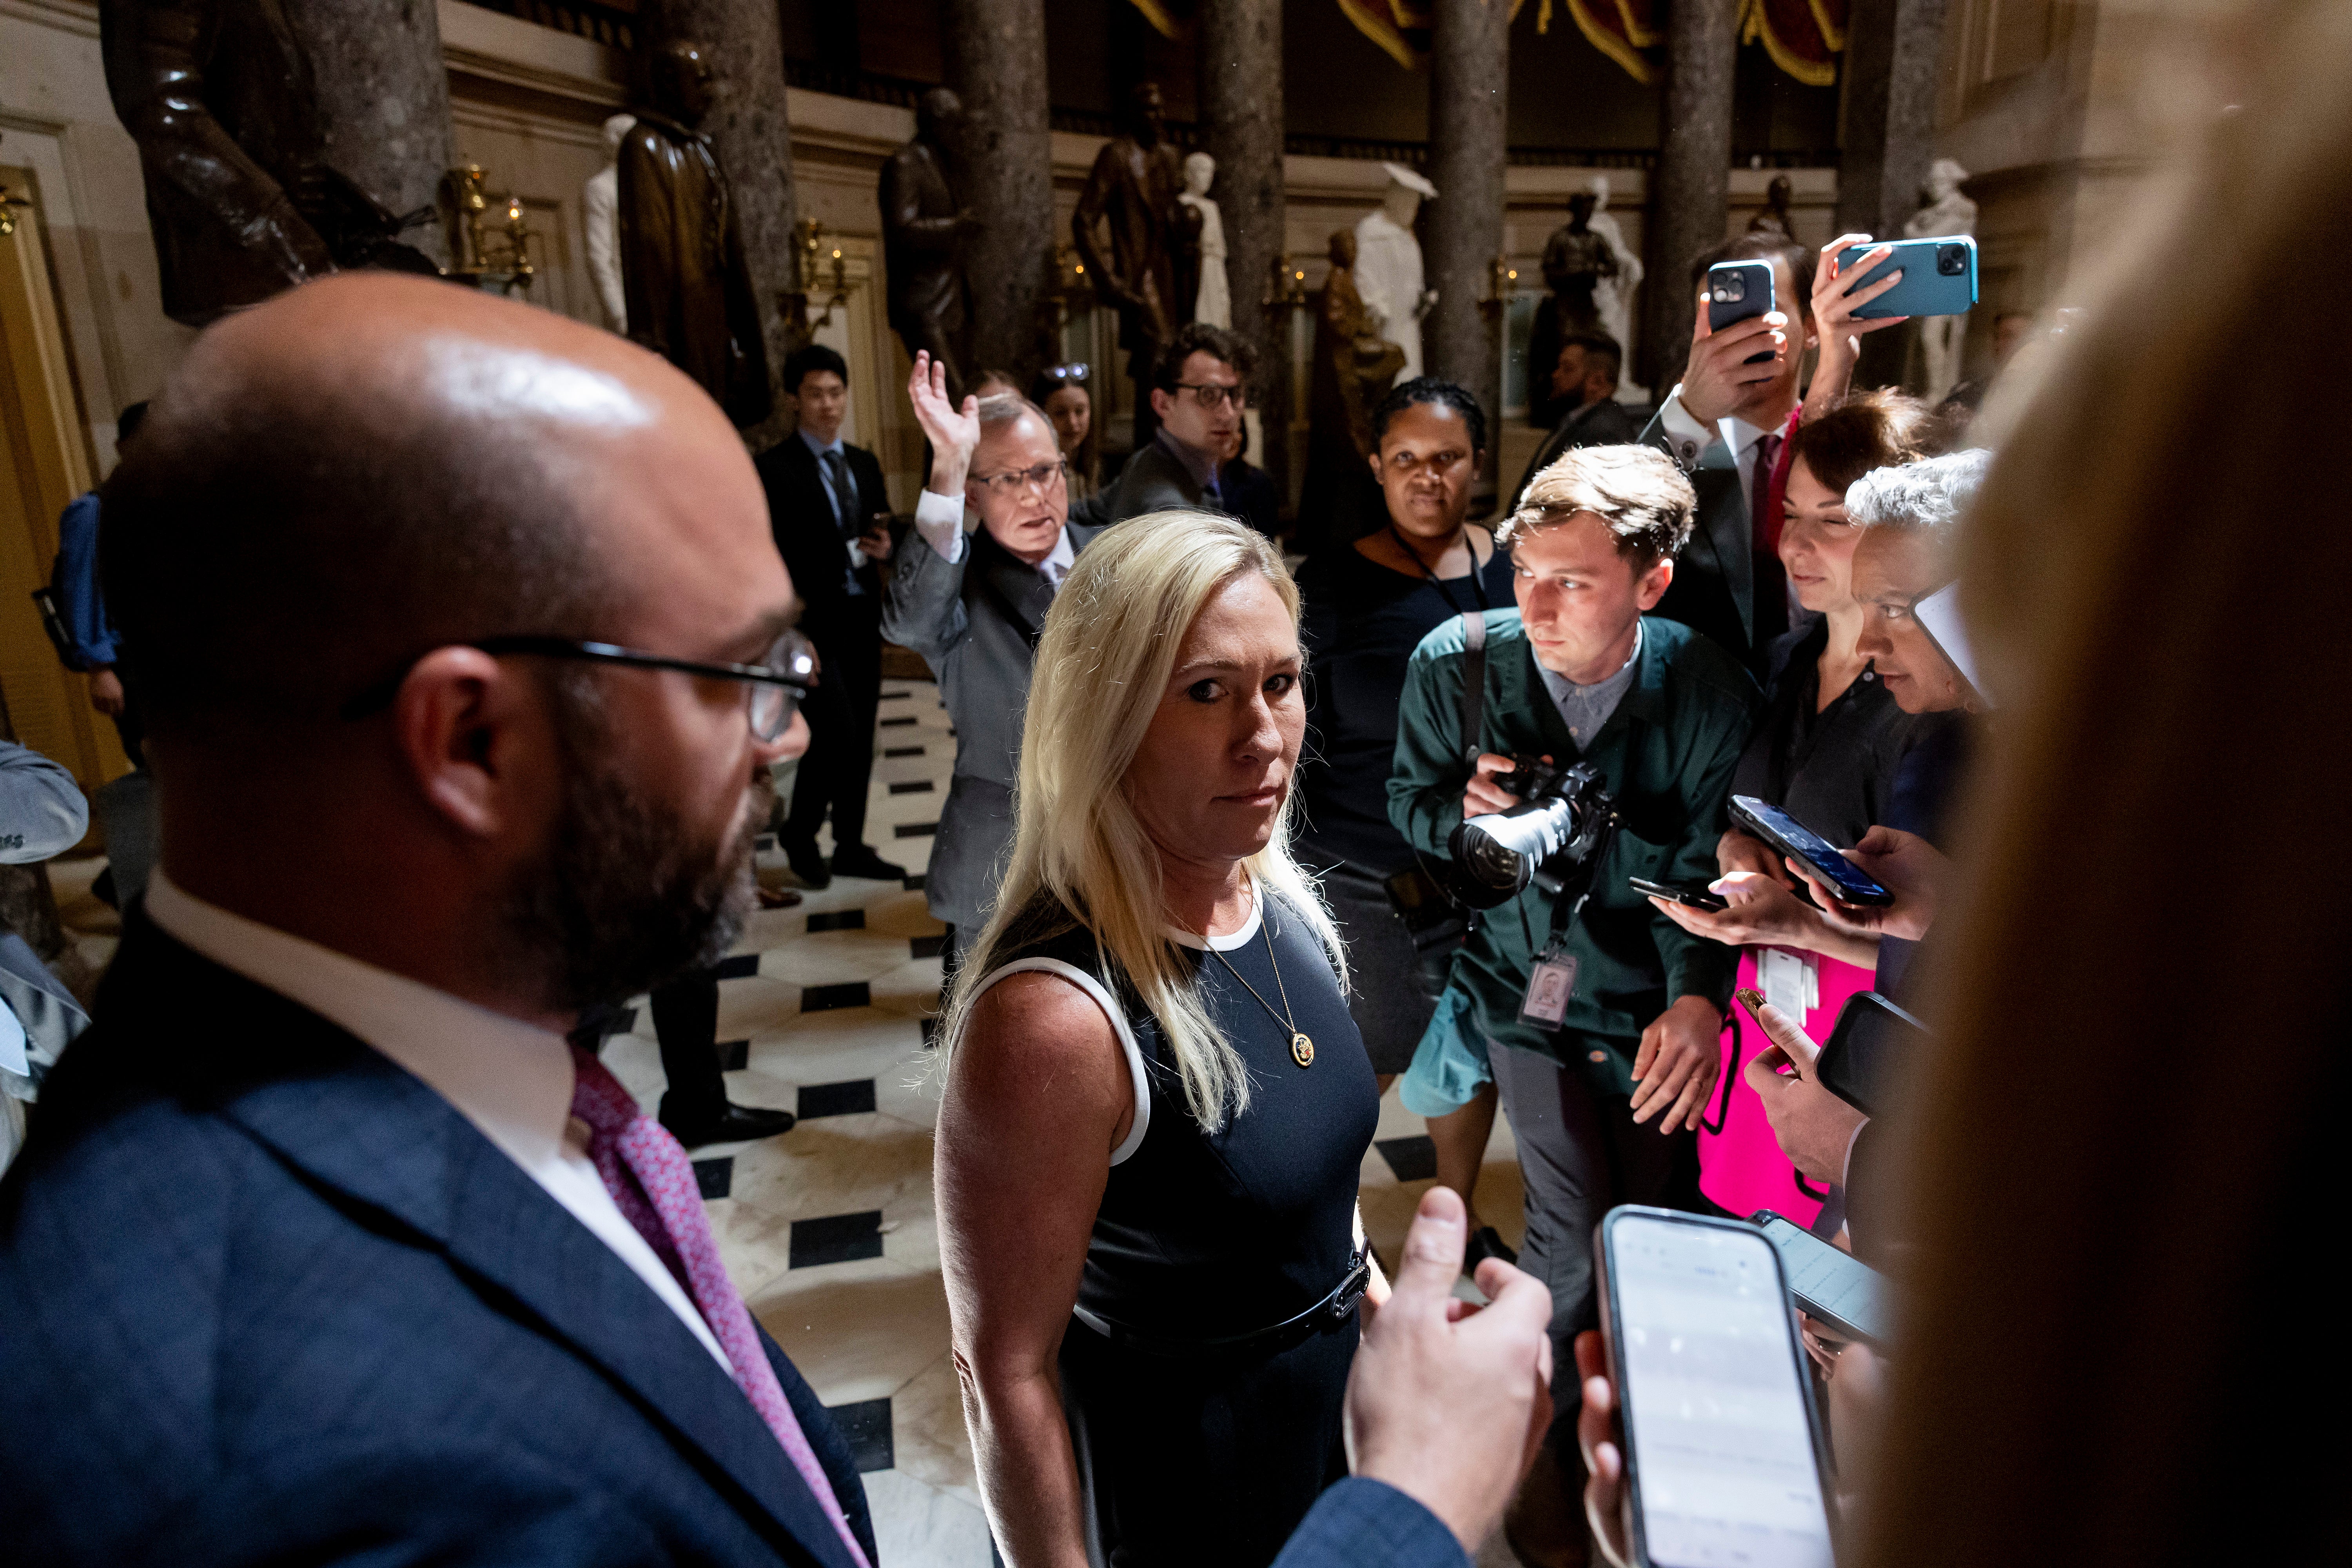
top-left (568, 1048), bottom-right (870, 1568)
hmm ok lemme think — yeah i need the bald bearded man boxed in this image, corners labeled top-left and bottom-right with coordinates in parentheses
top-left (0, 275), bottom-right (877, 1566)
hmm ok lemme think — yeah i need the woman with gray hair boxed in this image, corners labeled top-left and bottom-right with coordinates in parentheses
top-left (933, 509), bottom-right (1389, 1567)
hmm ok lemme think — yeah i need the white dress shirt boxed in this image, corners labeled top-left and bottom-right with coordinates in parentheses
top-left (912, 488), bottom-right (1075, 588)
top-left (1658, 386), bottom-right (1780, 505)
top-left (144, 871), bottom-right (731, 1371)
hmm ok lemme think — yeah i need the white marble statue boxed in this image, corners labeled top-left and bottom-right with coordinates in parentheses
top-left (1354, 162), bottom-right (1438, 380)
top-left (1907, 158), bottom-right (1978, 405)
top-left (1178, 150), bottom-right (1231, 330)
top-left (583, 112), bottom-right (635, 332)
top-left (1586, 174), bottom-right (1649, 405)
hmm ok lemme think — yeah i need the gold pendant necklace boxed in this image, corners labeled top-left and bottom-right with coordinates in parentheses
top-left (1207, 914), bottom-right (1314, 1068)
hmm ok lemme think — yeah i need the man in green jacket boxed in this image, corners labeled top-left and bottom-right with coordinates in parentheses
top-left (1387, 444), bottom-right (1758, 1446)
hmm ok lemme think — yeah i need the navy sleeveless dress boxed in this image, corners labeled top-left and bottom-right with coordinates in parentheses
top-left (972, 884), bottom-right (1380, 1568)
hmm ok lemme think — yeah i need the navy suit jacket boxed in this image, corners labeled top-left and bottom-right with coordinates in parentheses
top-left (0, 915), bottom-right (877, 1567)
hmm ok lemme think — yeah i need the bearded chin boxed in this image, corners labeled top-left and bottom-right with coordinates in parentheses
top-left (501, 763), bottom-right (767, 1018)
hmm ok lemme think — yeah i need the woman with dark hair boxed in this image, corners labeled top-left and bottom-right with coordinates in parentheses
top-left (1644, 390), bottom-right (1935, 1226)
top-left (1030, 361), bottom-right (1098, 501)
top-left (1294, 377), bottom-right (1518, 1260)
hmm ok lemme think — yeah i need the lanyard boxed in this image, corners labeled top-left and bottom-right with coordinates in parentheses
top-left (1387, 524), bottom-right (1489, 614)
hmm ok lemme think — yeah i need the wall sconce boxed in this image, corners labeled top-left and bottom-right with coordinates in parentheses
top-left (1264, 254), bottom-right (1308, 312)
top-left (1478, 254), bottom-right (1514, 319)
top-left (438, 165), bottom-right (538, 294)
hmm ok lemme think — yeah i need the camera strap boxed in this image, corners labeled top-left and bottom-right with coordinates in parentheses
top-left (1456, 610), bottom-right (1487, 767)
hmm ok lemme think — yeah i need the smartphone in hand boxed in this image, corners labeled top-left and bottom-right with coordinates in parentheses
top-left (1707, 260), bottom-right (1779, 365)
top-left (1628, 876), bottom-right (1729, 913)
top-left (1596, 1207), bottom-right (1837, 1568)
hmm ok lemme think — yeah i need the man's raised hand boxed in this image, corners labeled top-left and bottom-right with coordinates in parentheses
top-left (908, 350), bottom-right (981, 494)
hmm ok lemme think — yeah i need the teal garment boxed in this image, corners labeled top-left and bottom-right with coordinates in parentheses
top-left (1387, 610), bottom-right (1759, 1100)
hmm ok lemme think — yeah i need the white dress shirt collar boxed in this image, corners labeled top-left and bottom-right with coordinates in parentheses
top-left (146, 869), bottom-right (576, 1172)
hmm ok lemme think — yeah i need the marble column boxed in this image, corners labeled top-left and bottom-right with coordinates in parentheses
top-left (652, 0), bottom-right (801, 442)
top-left (1837, 0), bottom-right (1951, 387)
top-left (1425, 0), bottom-right (1508, 491)
top-left (1199, 0), bottom-right (1287, 498)
top-left (283, 0), bottom-right (454, 268)
top-left (1639, 0), bottom-right (1737, 397)
top-left (945, 0), bottom-right (1055, 376)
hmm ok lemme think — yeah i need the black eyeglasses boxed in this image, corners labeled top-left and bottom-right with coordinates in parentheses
top-left (1171, 381), bottom-right (1245, 410)
top-left (339, 632), bottom-right (818, 741)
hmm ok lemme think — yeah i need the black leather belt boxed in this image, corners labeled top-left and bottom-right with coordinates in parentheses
top-left (1072, 1250), bottom-right (1370, 1359)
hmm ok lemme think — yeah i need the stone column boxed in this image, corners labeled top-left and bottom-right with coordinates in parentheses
top-left (1425, 0), bottom-right (1508, 491)
top-left (1639, 0), bottom-right (1738, 397)
top-left (1837, 0), bottom-right (1951, 387)
top-left (283, 0), bottom-right (454, 268)
top-left (945, 0), bottom-right (1055, 377)
top-left (652, 0), bottom-right (801, 443)
top-left (1199, 0), bottom-right (1287, 499)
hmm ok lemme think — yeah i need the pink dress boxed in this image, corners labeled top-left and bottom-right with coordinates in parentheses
top-left (1698, 946), bottom-right (1876, 1225)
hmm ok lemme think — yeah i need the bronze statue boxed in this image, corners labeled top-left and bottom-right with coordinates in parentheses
top-left (1297, 230), bottom-right (1405, 557)
top-left (618, 40), bottom-right (771, 428)
top-left (880, 89), bottom-right (976, 404)
top-left (100, 0), bottom-right (435, 325)
top-left (1748, 173), bottom-right (1797, 238)
top-left (1527, 192), bottom-right (1618, 429)
top-left (1072, 83), bottom-right (1187, 438)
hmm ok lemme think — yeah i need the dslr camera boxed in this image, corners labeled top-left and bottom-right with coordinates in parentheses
top-left (1445, 755), bottom-right (1618, 907)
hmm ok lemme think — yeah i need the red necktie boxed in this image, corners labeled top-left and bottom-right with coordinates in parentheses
top-left (569, 1048), bottom-right (870, 1568)
top-left (1750, 428), bottom-right (1788, 645)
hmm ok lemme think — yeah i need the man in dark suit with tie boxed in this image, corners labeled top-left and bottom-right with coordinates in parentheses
top-left (756, 344), bottom-right (904, 889)
top-left (1639, 232), bottom-right (1817, 678)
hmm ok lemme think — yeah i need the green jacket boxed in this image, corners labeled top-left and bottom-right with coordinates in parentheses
top-left (1387, 611), bottom-right (1759, 1091)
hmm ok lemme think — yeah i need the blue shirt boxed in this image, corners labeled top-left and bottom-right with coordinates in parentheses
top-left (53, 491), bottom-right (117, 670)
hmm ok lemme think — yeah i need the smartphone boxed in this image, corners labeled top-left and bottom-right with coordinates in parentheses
top-left (1596, 1207), bottom-right (1837, 1568)
top-left (1912, 581), bottom-right (1987, 708)
top-left (1835, 234), bottom-right (1978, 319)
top-left (1706, 260), bottom-right (1778, 365)
top-left (1728, 795), bottom-right (1893, 907)
top-left (1815, 990), bottom-right (1929, 1118)
top-left (1750, 1209), bottom-right (1889, 1347)
top-left (1628, 876), bottom-right (1728, 912)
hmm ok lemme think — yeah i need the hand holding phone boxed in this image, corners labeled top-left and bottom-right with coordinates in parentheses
top-left (1729, 795), bottom-right (1893, 907)
top-left (1593, 1208), bottom-right (1837, 1568)
top-left (1679, 269), bottom-right (1788, 426)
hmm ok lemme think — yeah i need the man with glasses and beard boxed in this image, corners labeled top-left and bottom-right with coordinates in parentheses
top-left (0, 274), bottom-right (880, 1566)
top-left (1102, 321), bottom-right (1254, 523)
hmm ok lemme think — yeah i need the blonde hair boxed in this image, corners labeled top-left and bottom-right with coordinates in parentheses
top-left (934, 509), bottom-right (1345, 1131)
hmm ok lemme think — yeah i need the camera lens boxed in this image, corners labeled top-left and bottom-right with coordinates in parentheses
top-left (1937, 245), bottom-right (1967, 276)
top-left (1713, 274), bottom-right (1744, 302)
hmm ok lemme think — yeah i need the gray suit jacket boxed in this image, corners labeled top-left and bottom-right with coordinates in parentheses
top-left (1639, 405), bottom-right (1761, 674)
top-left (1102, 436), bottom-right (1207, 522)
top-left (881, 517), bottom-right (1104, 927)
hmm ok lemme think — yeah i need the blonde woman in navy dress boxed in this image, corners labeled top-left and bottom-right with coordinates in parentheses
top-left (934, 510), bottom-right (1387, 1567)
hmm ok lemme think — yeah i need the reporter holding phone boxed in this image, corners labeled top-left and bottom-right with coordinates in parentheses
top-left (1386, 445), bottom-right (1757, 1561)
top-left (1676, 393), bottom-right (1937, 1226)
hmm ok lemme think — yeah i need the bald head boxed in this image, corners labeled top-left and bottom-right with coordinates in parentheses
top-left (103, 273), bottom-right (760, 744)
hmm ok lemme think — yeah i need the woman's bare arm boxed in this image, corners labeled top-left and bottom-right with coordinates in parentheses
top-left (936, 973), bottom-right (1135, 1568)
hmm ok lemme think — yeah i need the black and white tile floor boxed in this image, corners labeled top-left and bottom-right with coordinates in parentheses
top-left (37, 679), bottom-right (1534, 1564)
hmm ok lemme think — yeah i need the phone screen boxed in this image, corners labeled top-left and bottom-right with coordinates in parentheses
top-left (1750, 1210), bottom-right (1887, 1346)
top-left (1817, 991), bottom-right (1929, 1118)
top-left (1730, 796), bottom-right (1891, 906)
top-left (1608, 1211), bottom-right (1834, 1568)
